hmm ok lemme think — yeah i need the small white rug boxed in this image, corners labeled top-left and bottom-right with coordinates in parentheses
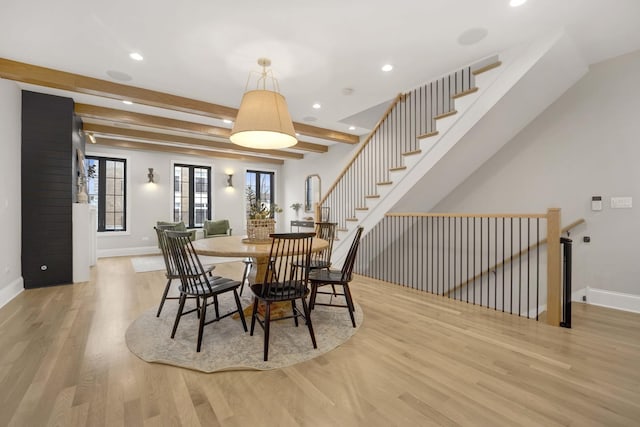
top-left (130, 255), bottom-right (242, 273)
top-left (126, 293), bottom-right (363, 372)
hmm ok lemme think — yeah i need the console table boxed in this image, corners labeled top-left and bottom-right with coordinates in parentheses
top-left (290, 220), bottom-right (315, 232)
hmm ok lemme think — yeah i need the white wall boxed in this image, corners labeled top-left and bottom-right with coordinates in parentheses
top-left (85, 145), bottom-right (283, 256)
top-left (0, 79), bottom-right (23, 308)
top-left (431, 50), bottom-right (640, 301)
top-left (281, 142), bottom-right (361, 227)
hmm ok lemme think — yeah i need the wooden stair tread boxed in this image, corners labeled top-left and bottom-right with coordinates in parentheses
top-left (452, 87), bottom-right (479, 99)
top-left (336, 227), bottom-right (348, 232)
top-left (345, 218), bottom-right (358, 222)
top-left (417, 130), bottom-right (439, 139)
top-left (365, 195), bottom-right (380, 199)
top-left (434, 110), bottom-right (458, 120)
top-left (355, 207), bottom-right (368, 211)
top-left (402, 149), bottom-right (422, 156)
top-left (472, 61), bottom-right (502, 76)
top-left (377, 181), bottom-right (393, 186)
top-left (390, 166), bottom-right (407, 172)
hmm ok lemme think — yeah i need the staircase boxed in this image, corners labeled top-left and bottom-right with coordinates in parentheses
top-left (323, 30), bottom-right (588, 265)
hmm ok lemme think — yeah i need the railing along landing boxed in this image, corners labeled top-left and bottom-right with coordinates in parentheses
top-left (354, 209), bottom-right (570, 326)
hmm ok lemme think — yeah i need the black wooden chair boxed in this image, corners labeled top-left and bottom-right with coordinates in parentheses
top-left (309, 222), bottom-right (337, 270)
top-left (250, 232), bottom-right (317, 361)
top-left (154, 225), bottom-right (216, 317)
top-left (165, 230), bottom-right (247, 352)
top-left (308, 226), bottom-right (364, 328)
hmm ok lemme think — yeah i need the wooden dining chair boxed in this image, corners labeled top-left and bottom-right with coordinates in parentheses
top-left (250, 232), bottom-right (317, 361)
top-left (154, 225), bottom-right (216, 317)
top-left (165, 230), bottom-right (247, 352)
top-left (308, 226), bottom-right (364, 327)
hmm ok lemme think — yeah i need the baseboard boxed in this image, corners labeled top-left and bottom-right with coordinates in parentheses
top-left (0, 277), bottom-right (24, 310)
top-left (98, 246), bottom-right (160, 258)
top-left (586, 287), bottom-right (640, 314)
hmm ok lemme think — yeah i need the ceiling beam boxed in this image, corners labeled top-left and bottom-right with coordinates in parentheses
top-left (75, 103), bottom-right (328, 153)
top-left (1, 57), bottom-right (359, 144)
top-left (83, 123), bottom-right (303, 160)
top-left (94, 137), bottom-right (284, 165)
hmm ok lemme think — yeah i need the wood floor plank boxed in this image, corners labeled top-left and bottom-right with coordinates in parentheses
top-left (1, 257), bottom-right (640, 426)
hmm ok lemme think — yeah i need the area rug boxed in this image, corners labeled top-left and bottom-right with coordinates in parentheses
top-left (125, 293), bottom-right (363, 372)
top-left (130, 255), bottom-right (241, 273)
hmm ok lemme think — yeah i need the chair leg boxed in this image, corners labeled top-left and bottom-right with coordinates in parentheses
top-left (309, 282), bottom-right (318, 310)
top-left (233, 290), bottom-right (248, 332)
top-left (213, 295), bottom-right (220, 319)
top-left (156, 278), bottom-right (172, 317)
top-left (343, 284), bottom-right (357, 328)
top-left (197, 297), bottom-right (207, 352)
top-left (240, 261), bottom-right (251, 296)
top-left (171, 294), bottom-right (187, 338)
top-left (291, 300), bottom-right (299, 327)
top-left (250, 298), bottom-right (259, 336)
top-left (263, 302), bottom-right (271, 361)
top-left (301, 297), bottom-right (317, 349)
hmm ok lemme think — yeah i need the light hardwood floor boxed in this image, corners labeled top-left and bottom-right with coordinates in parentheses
top-left (1, 257), bottom-right (639, 426)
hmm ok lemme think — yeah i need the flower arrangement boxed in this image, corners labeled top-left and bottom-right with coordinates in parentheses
top-left (246, 187), bottom-right (282, 219)
top-left (290, 202), bottom-right (302, 213)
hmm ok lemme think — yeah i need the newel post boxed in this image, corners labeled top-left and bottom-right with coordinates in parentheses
top-left (546, 208), bottom-right (562, 326)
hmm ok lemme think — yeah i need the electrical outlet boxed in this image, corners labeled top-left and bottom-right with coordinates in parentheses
top-left (582, 295), bottom-right (587, 302)
top-left (583, 236), bottom-right (591, 243)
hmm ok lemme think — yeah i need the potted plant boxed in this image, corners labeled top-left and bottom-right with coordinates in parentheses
top-left (246, 188), bottom-right (282, 241)
top-left (290, 202), bottom-right (302, 219)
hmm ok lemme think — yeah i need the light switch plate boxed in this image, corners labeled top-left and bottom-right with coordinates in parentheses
top-left (611, 196), bottom-right (632, 209)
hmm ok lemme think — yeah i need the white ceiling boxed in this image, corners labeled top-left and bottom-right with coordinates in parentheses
top-left (1, 0), bottom-right (639, 139)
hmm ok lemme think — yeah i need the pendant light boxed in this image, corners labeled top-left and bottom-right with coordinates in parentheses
top-left (230, 58), bottom-right (297, 149)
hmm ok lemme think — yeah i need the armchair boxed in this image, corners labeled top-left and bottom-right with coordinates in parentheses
top-left (203, 219), bottom-right (232, 238)
top-left (156, 221), bottom-right (197, 242)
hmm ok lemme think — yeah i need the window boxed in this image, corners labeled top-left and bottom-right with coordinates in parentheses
top-left (86, 156), bottom-right (127, 232)
top-left (246, 170), bottom-right (275, 218)
top-left (174, 164), bottom-right (211, 227)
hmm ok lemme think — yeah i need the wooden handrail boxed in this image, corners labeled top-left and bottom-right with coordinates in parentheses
top-left (444, 217), bottom-right (585, 297)
top-left (387, 212), bottom-right (548, 219)
top-left (318, 92), bottom-right (406, 207)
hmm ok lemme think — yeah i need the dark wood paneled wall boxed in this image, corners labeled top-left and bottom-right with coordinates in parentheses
top-left (21, 91), bottom-right (80, 288)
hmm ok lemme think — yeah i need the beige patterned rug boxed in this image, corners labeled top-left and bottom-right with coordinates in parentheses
top-left (125, 293), bottom-right (363, 372)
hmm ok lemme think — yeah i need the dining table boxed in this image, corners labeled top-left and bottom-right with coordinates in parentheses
top-left (191, 235), bottom-right (328, 317)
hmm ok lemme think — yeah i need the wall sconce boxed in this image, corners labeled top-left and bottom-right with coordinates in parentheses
top-left (147, 168), bottom-right (155, 183)
top-left (226, 173), bottom-right (233, 187)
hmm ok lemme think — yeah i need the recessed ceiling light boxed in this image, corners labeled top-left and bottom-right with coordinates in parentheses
top-left (295, 132), bottom-right (300, 136)
top-left (223, 119), bottom-right (232, 124)
top-left (129, 52), bottom-right (144, 61)
top-left (457, 28), bottom-right (489, 46)
top-left (312, 103), bottom-right (321, 109)
top-left (349, 126), bottom-right (356, 130)
top-left (510, 0), bottom-right (527, 7)
top-left (122, 100), bottom-right (133, 105)
top-left (381, 64), bottom-right (393, 72)
top-left (106, 70), bottom-right (132, 82)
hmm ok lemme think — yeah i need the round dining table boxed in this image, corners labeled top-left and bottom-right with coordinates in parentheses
top-left (191, 235), bottom-right (328, 318)
top-left (191, 235), bottom-right (328, 284)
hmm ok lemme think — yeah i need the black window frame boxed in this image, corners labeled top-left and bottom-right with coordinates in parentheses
top-left (246, 170), bottom-right (276, 219)
top-left (86, 155), bottom-right (127, 232)
top-left (173, 164), bottom-right (212, 228)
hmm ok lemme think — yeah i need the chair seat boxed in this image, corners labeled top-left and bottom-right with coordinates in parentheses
top-left (309, 269), bottom-right (345, 284)
top-left (250, 281), bottom-right (309, 302)
top-left (179, 277), bottom-right (240, 297)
